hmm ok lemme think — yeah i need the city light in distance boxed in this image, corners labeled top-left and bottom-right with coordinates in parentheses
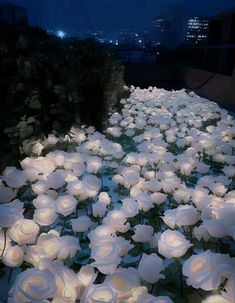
top-left (57, 30), bottom-right (66, 39)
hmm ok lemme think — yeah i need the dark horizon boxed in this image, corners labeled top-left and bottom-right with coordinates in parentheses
top-left (2, 0), bottom-right (235, 33)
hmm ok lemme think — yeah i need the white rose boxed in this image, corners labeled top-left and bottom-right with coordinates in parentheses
top-left (203, 220), bottom-right (227, 238)
top-left (33, 194), bottom-right (55, 208)
top-left (2, 245), bottom-right (24, 267)
top-left (193, 225), bottom-right (210, 241)
top-left (138, 253), bottom-right (164, 284)
top-left (57, 235), bottom-right (80, 260)
top-left (121, 166), bottom-right (140, 186)
top-left (161, 178), bottom-right (179, 193)
top-left (25, 230), bottom-right (61, 264)
top-left (32, 180), bottom-right (50, 195)
top-left (137, 294), bottom-right (174, 303)
top-left (105, 268), bottom-right (140, 301)
top-left (56, 194), bottom-right (78, 217)
top-left (92, 202), bottom-right (107, 218)
top-left (161, 209), bottom-right (177, 229)
top-left (0, 200), bottom-right (24, 228)
top-left (173, 188), bottom-right (191, 204)
top-left (86, 156), bottom-right (103, 174)
top-left (46, 171), bottom-right (65, 189)
top-left (103, 210), bottom-right (130, 233)
top-left (150, 192), bottom-right (167, 205)
top-left (91, 241), bottom-right (121, 274)
top-left (158, 230), bottom-right (192, 258)
top-left (116, 236), bottom-right (134, 256)
top-left (183, 250), bottom-right (235, 291)
top-left (202, 295), bottom-right (229, 303)
top-left (77, 265), bottom-right (97, 287)
top-left (82, 174), bottom-right (101, 198)
top-left (0, 183), bottom-right (16, 203)
top-left (80, 283), bottom-right (117, 303)
top-left (209, 182), bottom-right (227, 197)
top-left (180, 163), bottom-right (194, 176)
top-left (9, 268), bottom-right (56, 303)
top-left (132, 225), bottom-right (154, 243)
top-left (34, 207), bottom-right (58, 226)
top-left (71, 216), bottom-right (92, 232)
top-left (191, 186), bottom-right (210, 210)
top-left (3, 166), bottom-right (26, 188)
top-left (144, 179), bottom-right (161, 192)
top-left (121, 198), bottom-right (139, 218)
top-left (175, 205), bottom-right (199, 227)
top-left (8, 219), bottom-right (40, 245)
top-left (52, 262), bottom-right (78, 303)
top-left (88, 225), bottom-right (116, 245)
top-left (98, 192), bottom-right (111, 204)
top-left (136, 192), bottom-right (153, 212)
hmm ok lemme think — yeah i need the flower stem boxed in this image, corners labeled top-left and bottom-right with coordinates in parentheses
top-left (175, 258), bottom-right (183, 297)
top-left (0, 229), bottom-right (7, 258)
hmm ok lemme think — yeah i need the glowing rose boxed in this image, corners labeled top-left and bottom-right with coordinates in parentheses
top-left (0, 200), bottom-right (24, 228)
top-left (2, 166), bottom-right (26, 188)
top-left (183, 250), bottom-right (235, 291)
top-left (71, 216), bottom-right (92, 232)
top-left (88, 225), bottom-right (117, 245)
top-left (208, 182), bottom-right (227, 197)
top-left (46, 171), bottom-right (65, 189)
top-left (80, 283), bottom-right (117, 303)
top-left (98, 192), bottom-right (111, 205)
top-left (52, 262), bottom-right (78, 303)
top-left (0, 183), bottom-right (16, 203)
top-left (57, 235), bottom-right (80, 260)
top-left (77, 265), bottom-right (97, 287)
top-left (105, 268), bottom-right (140, 301)
top-left (138, 253), bottom-right (164, 284)
top-left (2, 245), bottom-right (24, 267)
top-left (8, 219), bottom-right (40, 245)
top-left (137, 294), bottom-right (174, 303)
top-left (202, 295), bottom-right (229, 303)
top-left (132, 224), bottom-right (154, 243)
top-left (151, 192), bottom-right (167, 205)
top-left (103, 210), bottom-right (130, 233)
top-left (121, 198), bottom-right (139, 218)
top-left (55, 194), bottom-right (78, 217)
top-left (135, 192), bottom-right (153, 212)
top-left (173, 188), bottom-right (191, 204)
top-left (33, 194), bottom-right (55, 208)
top-left (158, 230), bottom-right (192, 258)
top-left (92, 202), bottom-right (107, 218)
top-left (32, 180), bottom-right (50, 195)
top-left (9, 268), bottom-right (56, 303)
top-left (86, 156), bottom-right (103, 174)
top-left (90, 241), bottom-right (121, 274)
top-left (34, 207), bottom-right (58, 226)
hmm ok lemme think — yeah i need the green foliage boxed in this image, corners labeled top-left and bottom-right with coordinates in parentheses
top-left (0, 26), bottom-right (125, 167)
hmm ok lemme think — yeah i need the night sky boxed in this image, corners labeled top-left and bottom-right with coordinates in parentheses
top-left (3, 0), bottom-right (235, 32)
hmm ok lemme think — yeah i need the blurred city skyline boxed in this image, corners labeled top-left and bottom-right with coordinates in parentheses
top-left (3, 0), bottom-right (235, 33)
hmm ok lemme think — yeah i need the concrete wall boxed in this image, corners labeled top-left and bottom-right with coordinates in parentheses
top-left (184, 67), bottom-right (235, 110)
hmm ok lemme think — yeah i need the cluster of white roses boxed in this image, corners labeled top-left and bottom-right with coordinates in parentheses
top-left (0, 86), bottom-right (235, 303)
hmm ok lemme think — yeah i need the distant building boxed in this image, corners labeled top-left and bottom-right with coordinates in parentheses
top-left (204, 7), bottom-right (235, 74)
top-left (120, 30), bottom-right (141, 47)
top-left (0, 2), bottom-right (28, 27)
top-left (152, 9), bottom-right (188, 49)
top-left (186, 17), bottom-right (209, 45)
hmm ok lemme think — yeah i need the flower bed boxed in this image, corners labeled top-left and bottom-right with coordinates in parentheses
top-left (0, 87), bottom-right (235, 303)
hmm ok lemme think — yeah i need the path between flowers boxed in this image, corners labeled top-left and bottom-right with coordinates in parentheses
top-left (0, 87), bottom-right (235, 303)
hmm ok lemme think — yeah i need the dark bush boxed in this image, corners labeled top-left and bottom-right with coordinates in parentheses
top-left (0, 25), bottom-right (125, 168)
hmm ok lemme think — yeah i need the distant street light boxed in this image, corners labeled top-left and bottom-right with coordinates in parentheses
top-left (57, 30), bottom-right (66, 39)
